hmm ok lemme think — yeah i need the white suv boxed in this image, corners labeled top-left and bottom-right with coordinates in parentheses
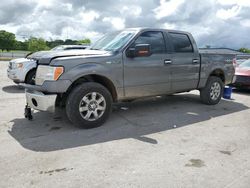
top-left (7, 45), bottom-right (88, 84)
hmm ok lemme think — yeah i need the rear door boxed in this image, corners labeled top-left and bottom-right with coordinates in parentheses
top-left (123, 31), bottom-right (171, 98)
top-left (168, 32), bottom-right (200, 92)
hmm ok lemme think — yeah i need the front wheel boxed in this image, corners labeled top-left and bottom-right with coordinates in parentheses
top-left (200, 76), bottom-right (224, 105)
top-left (66, 82), bottom-right (112, 129)
top-left (25, 69), bottom-right (36, 85)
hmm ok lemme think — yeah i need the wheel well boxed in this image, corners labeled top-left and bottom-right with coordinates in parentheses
top-left (209, 69), bottom-right (225, 83)
top-left (65, 75), bottom-right (117, 102)
top-left (25, 68), bottom-right (36, 82)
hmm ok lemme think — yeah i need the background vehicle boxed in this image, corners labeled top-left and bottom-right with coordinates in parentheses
top-left (22, 28), bottom-right (235, 128)
top-left (7, 58), bottom-right (37, 84)
top-left (51, 45), bottom-right (88, 51)
top-left (235, 54), bottom-right (250, 66)
top-left (7, 45), bottom-right (87, 84)
top-left (231, 59), bottom-right (250, 89)
top-left (236, 59), bottom-right (248, 65)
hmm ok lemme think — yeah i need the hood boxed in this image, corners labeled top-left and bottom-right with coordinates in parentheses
top-left (10, 58), bottom-right (28, 63)
top-left (235, 67), bottom-right (250, 76)
top-left (28, 51), bottom-right (50, 59)
top-left (10, 58), bottom-right (35, 64)
top-left (30, 49), bottom-right (111, 65)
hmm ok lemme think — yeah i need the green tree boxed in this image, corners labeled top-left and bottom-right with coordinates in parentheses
top-left (14, 40), bottom-right (29, 51)
top-left (0, 30), bottom-right (16, 51)
top-left (64, 39), bottom-right (78, 45)
top-left (77, 38), bottom-right (91, 45)
top-left (28, 37), bottom-right (49, 52)
top-left (239, 48), bottom-right (250, 53)
top-left (46, 39), bottom-right (64, 49)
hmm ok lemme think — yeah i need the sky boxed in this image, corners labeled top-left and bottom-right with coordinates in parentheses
top-left (0, 0), bottom-right (250, 49)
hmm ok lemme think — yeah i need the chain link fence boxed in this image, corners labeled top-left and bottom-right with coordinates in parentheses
top-left (0, 51), bottom-right (29, 59)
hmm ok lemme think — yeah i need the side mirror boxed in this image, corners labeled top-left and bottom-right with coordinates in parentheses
top-left (127, 44), bottom-right (151, 58)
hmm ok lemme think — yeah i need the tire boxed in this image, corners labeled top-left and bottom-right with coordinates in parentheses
top-left (66, 82), bottom-right (112, 129)
top-left (25, 69), bottom-right (36, 85)
top-left (200, 76), bottom-right (224, 105)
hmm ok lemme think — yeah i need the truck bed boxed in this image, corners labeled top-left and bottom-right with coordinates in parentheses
top-left (198, 50), bottom-right (235, 87)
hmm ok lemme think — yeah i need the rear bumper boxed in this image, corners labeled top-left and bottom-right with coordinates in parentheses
top-left (26, 89), bottom-right (57, 112)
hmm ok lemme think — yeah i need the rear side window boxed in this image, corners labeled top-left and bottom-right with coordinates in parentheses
top-left (169, 33), bottom-right (193, 53)
top-left (134, 31), bottom-right (166, 54)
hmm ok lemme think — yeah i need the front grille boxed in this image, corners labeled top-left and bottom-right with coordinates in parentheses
top-left (9, 62), bottom-right (13, 69)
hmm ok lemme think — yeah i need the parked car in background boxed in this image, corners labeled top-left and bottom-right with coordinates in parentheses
top-left (235, 58), bottom-right (249, 66)
top-left (7, 58), bottom-right (37, 84)
top-left (51, 45), bottom-right (88, 51)
top-left (7, 45), bottom-right (87, 84)
top-left (236, 54), bottom-right (250, 66)
top-left (232, 59), bottom-right (250, 89)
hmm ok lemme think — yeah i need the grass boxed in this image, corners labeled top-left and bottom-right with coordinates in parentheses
top-left (0, 57), bottom-right (12, 61)
top-left (0, 50), bottom-right (30, 53)
top-left (0, 50), bottom-right (29, 60)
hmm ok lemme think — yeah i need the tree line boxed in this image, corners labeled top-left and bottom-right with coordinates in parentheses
top-left (1, 29), bottom-right (250, 53)
top-left (0, 30), bottom-right (91, 52)
top-left (238, 48), bottom-right (250, 53)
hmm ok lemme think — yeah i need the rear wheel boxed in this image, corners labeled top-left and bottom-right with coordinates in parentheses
top-left (200, 76), bottom-right (224, 105)
top-left (66, 82), bottom-right (112, 128)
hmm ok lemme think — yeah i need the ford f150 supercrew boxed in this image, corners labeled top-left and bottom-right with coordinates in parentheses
top-left (21, 28), bottom-right (235, 128)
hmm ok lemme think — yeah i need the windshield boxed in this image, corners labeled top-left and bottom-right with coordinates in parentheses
top-left (90, 30), bottom-right (137, 51)
top-left (239, 59), bottom-right (250, 68)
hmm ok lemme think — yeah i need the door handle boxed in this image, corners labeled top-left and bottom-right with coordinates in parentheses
top-left (193, 59), bottom-right (199, 64)
top-left (164, 59), bottom-right (172, 65)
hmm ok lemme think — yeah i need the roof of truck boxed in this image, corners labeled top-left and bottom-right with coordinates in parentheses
top-left (124, 27), bottom-right (191, 35)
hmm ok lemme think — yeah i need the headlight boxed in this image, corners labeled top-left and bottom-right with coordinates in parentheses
top-left (13, 63), bottom-right (23, 69)
top-left (17, 63), bottom-right (23, 68)
top-left (35, 65), bottom-right (64, 85)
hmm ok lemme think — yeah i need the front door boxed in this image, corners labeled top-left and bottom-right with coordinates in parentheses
top-left (123, 31), bottom-right (171, 98)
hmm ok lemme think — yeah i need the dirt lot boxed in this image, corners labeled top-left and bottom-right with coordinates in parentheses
top-left (0, 61), bottom-right (250, 188)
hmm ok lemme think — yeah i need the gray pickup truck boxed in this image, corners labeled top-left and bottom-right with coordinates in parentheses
top-left (22, 28), bottom-right (235, 128)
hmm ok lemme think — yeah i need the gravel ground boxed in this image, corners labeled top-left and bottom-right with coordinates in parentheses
top-left (0, 61), bottom-right (250, 188)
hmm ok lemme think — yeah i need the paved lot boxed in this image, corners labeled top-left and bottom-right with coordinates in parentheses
top-left (0, 61), bottom-right (250, 188)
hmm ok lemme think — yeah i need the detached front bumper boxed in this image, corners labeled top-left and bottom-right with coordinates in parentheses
top-left (20, 79), bottom-right (72, 93)
top-left (25, 89), bottom-right (57, 112)
top-left (22, 79), bottom-right (71, 115)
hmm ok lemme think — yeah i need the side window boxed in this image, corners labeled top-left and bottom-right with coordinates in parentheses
top-left (134, 31), bottom-right (166, 54)
top-left (169, 33), bottom-right (193, 53)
